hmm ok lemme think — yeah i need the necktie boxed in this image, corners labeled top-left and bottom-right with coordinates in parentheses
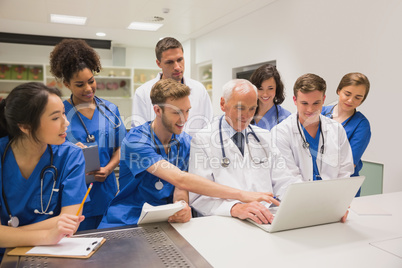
top-left (232, 132), bottom-right (244, 156)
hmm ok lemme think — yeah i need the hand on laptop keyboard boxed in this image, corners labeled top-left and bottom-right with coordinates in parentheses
top-left (231, 201), bottom-right (274, 224)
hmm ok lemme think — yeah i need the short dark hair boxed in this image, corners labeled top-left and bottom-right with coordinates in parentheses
top-left (337, 72), bottom-right (370, 103)
top-left (293, 73), bottom-right (326, 97)
top-left (155, 37), bottom-right (183, 61)
top-left (150, 79), bottom-right (190, 107)
top-left (49, 39), bottom-right (101, 83)
top-left (249, 64), bottom-right (286, 105)
top-left (0, 82), bottom-right (62, 141)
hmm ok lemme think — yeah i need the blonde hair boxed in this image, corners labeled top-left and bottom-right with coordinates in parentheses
top-left (150, 79), bottom-right (190, 108)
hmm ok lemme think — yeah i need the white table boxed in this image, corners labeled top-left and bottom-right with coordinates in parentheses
top-left (172, 192), bottom-right (402, 268)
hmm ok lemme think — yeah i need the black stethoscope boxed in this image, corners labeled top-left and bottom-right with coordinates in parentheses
top-left (323, 104), bottom-right (356, 128)
top-left (149, 123), bottom-right (180, 190)
top-left (296, 114), bottom-right (326, 180)
top-left (70, 95), bottom-right (122, 143)
top-left (1, 141), bottom-right (58, 227)
top-left (296, 113), bottom-right (325, 154)
top-left (219, 116), bottom-right (268, 168)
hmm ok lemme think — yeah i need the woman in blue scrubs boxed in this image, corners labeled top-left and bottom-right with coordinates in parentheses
top-left (249, 64), bottom-right (291, 130)
top-left (50, 39), bottom-right (127, 230)
top-left (322, 72), bottom-right (371, 196)
top-left (0, 82), bottom-right (87, 261)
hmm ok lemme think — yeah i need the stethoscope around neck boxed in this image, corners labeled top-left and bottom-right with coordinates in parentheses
top-left (1, 141), bottom-right (58, 227)
top-left (296, 113), bottom-right (325, 154)
top-left (149, 122), bottom-right (180, 190)
top-left (70, 95), bottom-right (122, 143)
top-left (323, 104), bottom-right (356, 128)
top-left (219, 116), bottom-right (268, 168)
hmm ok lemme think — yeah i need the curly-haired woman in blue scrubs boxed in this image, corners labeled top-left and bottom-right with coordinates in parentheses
top-left (49, 39), bottom-right (127, 230)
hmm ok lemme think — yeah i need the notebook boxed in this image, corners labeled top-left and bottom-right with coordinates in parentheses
top-left (247, 176), bottom-right (365, 233)
top-left (82, 145), bottom-right (100, 184)
top-left (138, 201), bottom-right (186, 225)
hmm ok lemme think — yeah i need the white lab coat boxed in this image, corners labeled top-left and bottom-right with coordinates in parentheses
top-left (131, 73), bottom-right (213, 136)
top-left (270, 113), bottom-right (354, 182)
top-left (189, 116), bottom-right (302, 217)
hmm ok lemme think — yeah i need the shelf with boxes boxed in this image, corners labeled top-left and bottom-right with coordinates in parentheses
top-left (0, 63), bottom-right (45, 97)
top-left (197, 61), bottom-right (213, 100)
top-left (45, 65), bottom-right (134, 99)
top-left (45, 65), bottom-right (134, 121)
top-left (133, 68), bottom-right (160, 91)
top-left (0, 63), bottom-right (160, 124)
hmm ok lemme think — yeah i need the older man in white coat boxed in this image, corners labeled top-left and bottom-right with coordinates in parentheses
top-left (189, 79), bottom-right (301, 224)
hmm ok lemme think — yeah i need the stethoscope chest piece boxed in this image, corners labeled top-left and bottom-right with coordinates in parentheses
top-left (155, 180), bottom-right (164, 191)
top-left (86, 135), bottom-right (96, 143)
top-left (8, 215), bottom-right (19, 228)
top-left (303, 142), bottom-right (310, 150)
top-left (221, 157), bottom-right (230, 168)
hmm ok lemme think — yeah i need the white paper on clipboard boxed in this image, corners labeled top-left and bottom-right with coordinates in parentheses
top-left (82, 145), bottom-right (100, 184)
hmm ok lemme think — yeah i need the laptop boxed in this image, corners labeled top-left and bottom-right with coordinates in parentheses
top-left (247, 176), bottom-right (365, 233)
top-left (82, 145), bottom-right (101, 184)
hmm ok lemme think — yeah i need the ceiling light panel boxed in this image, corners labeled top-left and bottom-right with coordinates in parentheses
top-left (50, 14), bottom-right (87, 25)
top-left (127, 22), bottom-right (163, 31)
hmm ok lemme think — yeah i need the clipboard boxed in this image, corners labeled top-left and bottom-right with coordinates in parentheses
top-left (7, 237), bottom-right (106, 259)
top-left (82, 145), bottom-right (100, 184)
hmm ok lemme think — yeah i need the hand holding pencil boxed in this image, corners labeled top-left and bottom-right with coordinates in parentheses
top-left (76, 183), bottom-right (93, 216)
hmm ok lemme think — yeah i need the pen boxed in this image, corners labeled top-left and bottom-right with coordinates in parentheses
top-left (76, 183), bottom-right (93, 216)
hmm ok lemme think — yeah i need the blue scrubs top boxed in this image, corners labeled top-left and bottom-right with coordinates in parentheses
top-left (98, 122), bottom-right (191, 228)
top-left (254, 105), bottom-right (291, 131)
top-left (322, 105), bottom-right (371, 177)
top-left (302, 125), bottom-right (322, 181)
top-left (64, 98), bottom-right (126, 219)
top-left (0, 137), bottom-right (88, 261)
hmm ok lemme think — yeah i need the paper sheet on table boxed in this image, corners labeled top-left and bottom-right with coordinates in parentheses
top-left (370, 237), bottom-right (402, 259)
top-left (26, 237), bottom-right (104, 256)
top-left (350, 198), bottom-right (392, 216)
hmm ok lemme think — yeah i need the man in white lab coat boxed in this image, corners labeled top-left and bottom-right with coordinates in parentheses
top-left (189, 79), bottom-right (301, 224)
top-left (131, 37), bottom-right (213, 136)
top-left (270, 73), bottom-right (354, 182)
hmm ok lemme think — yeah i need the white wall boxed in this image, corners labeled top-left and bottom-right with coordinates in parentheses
top-left (193, 0), bottom-right (402, 193)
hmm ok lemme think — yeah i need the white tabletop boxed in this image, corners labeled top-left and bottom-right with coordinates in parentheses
top-left (172, 192), bottom-right (402, 268)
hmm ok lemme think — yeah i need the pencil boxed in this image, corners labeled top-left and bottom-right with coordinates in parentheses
top-left (76, 183), bottom-right (93, 216)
